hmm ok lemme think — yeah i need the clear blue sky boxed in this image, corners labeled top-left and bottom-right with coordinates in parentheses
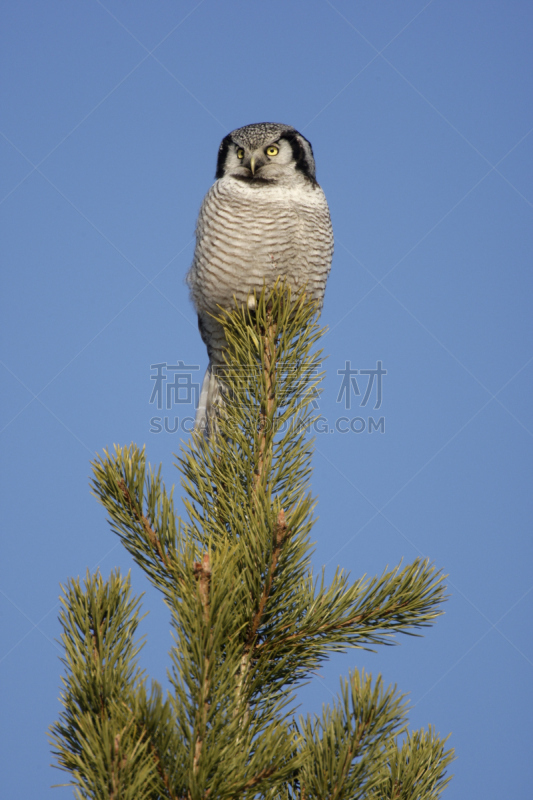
top-left (1, 1), bottom-right (532, 797)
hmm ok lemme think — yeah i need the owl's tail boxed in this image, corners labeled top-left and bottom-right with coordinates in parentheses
top-left (195, 362), bottom-right (224, 436)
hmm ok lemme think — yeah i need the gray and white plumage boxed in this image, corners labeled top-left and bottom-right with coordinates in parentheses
top-left (186, 122), bottom-right (333, 431)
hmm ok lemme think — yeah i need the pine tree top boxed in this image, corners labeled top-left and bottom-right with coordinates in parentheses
top-left (51, 286), bottom-right (453, 799)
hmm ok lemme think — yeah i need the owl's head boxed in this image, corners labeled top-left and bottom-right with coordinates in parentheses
top-left (215, 122), bottom-right (317, 185)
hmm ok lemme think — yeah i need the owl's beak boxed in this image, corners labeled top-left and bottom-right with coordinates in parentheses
top-left (246, 152), bottom-right (266, 176)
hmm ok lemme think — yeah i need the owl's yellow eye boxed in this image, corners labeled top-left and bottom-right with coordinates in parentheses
top-left (237, 148), bottom-right (245, 159)
top-left (266, 145), bottom-right (279, 157)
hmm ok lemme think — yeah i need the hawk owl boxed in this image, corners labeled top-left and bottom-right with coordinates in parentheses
top-left (186, 122), bottom-right (333, 431)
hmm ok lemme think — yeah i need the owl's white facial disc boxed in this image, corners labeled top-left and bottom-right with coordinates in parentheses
top-left (224, 138), bottom-right (296, 181)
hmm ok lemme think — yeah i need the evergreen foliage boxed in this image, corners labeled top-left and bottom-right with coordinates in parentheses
top-left (50, 286), bottom-right (453, 798)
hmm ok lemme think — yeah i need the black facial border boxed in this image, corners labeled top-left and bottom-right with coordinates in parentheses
top-left (215, 133), bottom-right (233, 179)
top-left (279, 131), bottom-right (317, 183)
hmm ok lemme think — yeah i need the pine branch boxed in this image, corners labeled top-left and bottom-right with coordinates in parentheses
top-left (296, 670), bottom-right (409, 800)
top-left (91, 445), bottom-right (182, 599)
top-left (368, 728), bottom-right (454, 800)
top-left (253, 300), bottom-right (277, 492)
top-left (295, 673), bottom-right (454, 800)
top-left (256, 559), bottom-right (447, 665)
top-left (49, 570), bottom-right (165, 800)
top-left (247, 508), bottom-right (289, 648)
top-left (192, 552), bottom-right (212, 778)
top-left (117, 477), bottom-right (171, 571)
